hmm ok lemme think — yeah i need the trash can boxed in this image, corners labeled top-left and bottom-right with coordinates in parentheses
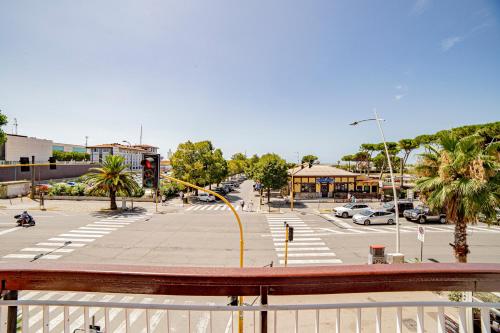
top-left (368, 245), bottom-right (386, 264)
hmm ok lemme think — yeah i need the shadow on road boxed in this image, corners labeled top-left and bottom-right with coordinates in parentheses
top-left (90, 207), bottom-right (148, 218)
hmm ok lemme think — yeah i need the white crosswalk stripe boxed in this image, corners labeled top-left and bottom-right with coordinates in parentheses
top-left (183, 204), bottom-right (242, 212)
top-left (266, 215), bottom-right (342, 266)
top-left (3, 212), bottom-right (150, 261)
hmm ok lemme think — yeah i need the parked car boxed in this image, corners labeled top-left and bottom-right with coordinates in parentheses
top-left (214, 187), bottom-right (228, 195)
top-left (334, 203), bottom-right (370, 218)
top-left (404, 206), bottom-right (446, 224)
top-left (382, 200), bottom-right (414, 217)
top-left (353, 210), bottom-right (396, 225)
top-left (197, 192), bottom-right (216, 202)
top-left (66, 181), bottom-right (76, 187)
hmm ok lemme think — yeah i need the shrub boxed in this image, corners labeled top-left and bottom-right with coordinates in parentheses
top-left (70, 183), bottom-right (86, 196)
top-left (48, 183), bottom-right (71, 196)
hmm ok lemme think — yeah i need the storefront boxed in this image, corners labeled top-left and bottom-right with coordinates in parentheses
top-left (289, 165), bottom-right (374, 199)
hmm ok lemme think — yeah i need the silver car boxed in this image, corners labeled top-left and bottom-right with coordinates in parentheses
top-left (352, 210), bottom-right (396, 225)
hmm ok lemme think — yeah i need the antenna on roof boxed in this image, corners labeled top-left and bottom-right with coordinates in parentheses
top-left (139, 125), bottom-right (142, 145)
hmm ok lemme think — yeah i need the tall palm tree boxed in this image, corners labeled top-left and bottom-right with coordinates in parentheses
top-left (84, 155), bottom-right (140, 210)
top-left (415, 133), bottom-right (499, 262)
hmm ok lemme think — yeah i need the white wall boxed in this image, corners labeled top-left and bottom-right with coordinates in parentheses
top-left (5, 135), bottom-right (53, 163)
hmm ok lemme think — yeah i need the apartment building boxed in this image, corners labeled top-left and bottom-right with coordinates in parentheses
top-left (88, 144), bottom-right (148, 171)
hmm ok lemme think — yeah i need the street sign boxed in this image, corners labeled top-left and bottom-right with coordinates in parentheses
top-left (417, 226), bottom-right (425, 242)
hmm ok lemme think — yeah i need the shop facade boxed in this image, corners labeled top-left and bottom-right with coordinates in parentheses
top-left (289, 165), bottom-right (379, 199)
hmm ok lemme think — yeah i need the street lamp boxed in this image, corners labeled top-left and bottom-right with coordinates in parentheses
top-left (350, 110), bottom-right (401, 254)
top-left (122, 140), bottom-right (132, 146)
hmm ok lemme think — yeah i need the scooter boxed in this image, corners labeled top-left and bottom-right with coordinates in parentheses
top-left (14, 212), bottom-right (35, 227)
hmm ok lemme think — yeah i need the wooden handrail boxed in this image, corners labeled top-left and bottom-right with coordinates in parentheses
top-left (1, 263), bottom-right (499, 296)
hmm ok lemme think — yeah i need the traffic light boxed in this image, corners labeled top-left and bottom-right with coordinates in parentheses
top-left (49, 157), bottom-right (56, 170)
top-left (288, 226), bottom-right (294, 241)
top-left (141, 153), bottom-right (160, 189)
top-left (20, 157), bottom-right (30, 172)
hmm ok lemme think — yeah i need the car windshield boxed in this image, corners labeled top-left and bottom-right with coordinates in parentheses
top-left (343, 203), bottom-right (354, 208)
top-left (383, 203), bottom-right (394, 209)
top-left (359, 210), bottom-right (372, 216)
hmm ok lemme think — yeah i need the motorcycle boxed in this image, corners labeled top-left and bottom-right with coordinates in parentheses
top-left (14, 212), bottom-right (35, 227)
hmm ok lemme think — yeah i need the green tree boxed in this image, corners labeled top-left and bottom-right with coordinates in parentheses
top-left (244, 154), bottom-right (260, 179)
top-left (341, 155), bottom-right (355, 171)
top-left (415, 133), bottom-right (499, 262)
top-left (301, 154), bottom-right (318, 165)
top-left (171, 140), bottom-right (227, 191)
top-left (398, 138), bottom-right (419, 190)
top-left (0, 111), bottom-right (7, 145)
top-left (84, 155), bottom-right (140, 210)
top-left (360, 143), bottom-right (378, 175)
top-left (228, 153), bottom-right (248, 176)
top-left (252, 153), bottom-right (288, 207)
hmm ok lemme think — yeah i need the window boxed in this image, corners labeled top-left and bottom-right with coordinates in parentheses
top-left (300, 184), bottom-right (315, 193)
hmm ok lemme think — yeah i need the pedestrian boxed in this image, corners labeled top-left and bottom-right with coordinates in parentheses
top-left (351, 194), bottom-right (356, 203)
top-left (347, 193), bottom-right (351, 202)
top-left (179, 191), bottom-right (185, 206)
top-left (240, 200), bottom-right (245, 211)
top-left (248, 200), bottom-right (254, 212)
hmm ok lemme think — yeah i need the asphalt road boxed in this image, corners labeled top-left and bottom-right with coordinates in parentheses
top-left (1, 182), bottom-right (499, 332)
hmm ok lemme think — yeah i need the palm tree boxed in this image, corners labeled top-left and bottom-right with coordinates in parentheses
top-left (415, 133), bottom-right (499, 262)
top-left (84, 155), bottom-right (140, 210)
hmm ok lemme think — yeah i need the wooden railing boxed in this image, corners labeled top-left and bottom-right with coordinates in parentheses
top-left (1, 263), bottom-right (500, 332)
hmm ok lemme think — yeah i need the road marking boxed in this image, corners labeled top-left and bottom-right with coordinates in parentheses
top-left (272, 237), bottom-right (322, 241)
top-left (94, 222), bottom-right (130, 225)
top-left (469, 226), bottom-right (500, 233)
top-left (69, 230), bottom-right (110, 234)
top-left (87, 223), bottom-right (125, 228)
top-left (206, 205), bottom-right (214, 211)
top-left (277, 252), bottom-right (337, 257)
top-left (214, 205), bottom-right (222, 210)
top-left (37, 242), bottom-right (86, 247)
top-left (186, 206), bottom-right (195, 211)
top-left (198, 205), bottom-right (208, 210)
top-left (279, 259), bottom-right (343, 264)
top-left (361, 227), bottom-right (388, 233)
top-left (0, 227), bottom-right (21, 236)
top-left (275, 247), bottom-right (331, 252)
top-left (21, 248), bottom-right (74, 253)
top-left (79, 227), bottom-right (117, 231)
top-left (59, 233), bottom-right (102, 238)
top-left (271, 230), bottom-right (314, 234)
top-left (49, 237), bottom-right (95, 242)
top-left (192, 205), bottom-right (202, 210)
top-left (342, 228), bottom-right (365, 234)
top-left (318, 228), bottom-right (347, 234)
top-left (3, 254), bottom-right (61, 259)
top-left (274, 242), bottom-right (326, 246)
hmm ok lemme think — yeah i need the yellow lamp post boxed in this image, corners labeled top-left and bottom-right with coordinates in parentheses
top-left (161, 175), bottom-right (245, 333)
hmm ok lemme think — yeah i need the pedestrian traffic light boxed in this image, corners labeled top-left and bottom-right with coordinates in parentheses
top-left (20, 157), bottom-right (30, 172)
top-left (49, 156), bottom-right (56, 170)
top-left (141, 153), bottom-right (160, 189)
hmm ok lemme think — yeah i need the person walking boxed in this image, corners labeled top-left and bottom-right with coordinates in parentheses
top-left (240, 200), bottom-right (245, 211)
top-left (179, 191), bottom-right (185, 206)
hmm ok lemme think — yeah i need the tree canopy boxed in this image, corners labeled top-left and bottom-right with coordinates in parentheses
top-left (301, 154), bottom-right (318, 165)
top-left (171, 140), bottom-right (228, 189)
top-left (0, 111), bottom-right (7, 145)
top-left (252, 153), bottom-right (288, 204)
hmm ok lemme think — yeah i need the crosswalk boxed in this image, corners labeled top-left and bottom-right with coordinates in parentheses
top-left (2, 212), bottom-right (152, 261)
top-left (9, 291), bottom-right (222, 333)
top-left (266, 215), bottom-right (343, 266)
top-left (185, 204), bottom-right (241, 212)
top-left (320, 214), bottom-right (500, 235)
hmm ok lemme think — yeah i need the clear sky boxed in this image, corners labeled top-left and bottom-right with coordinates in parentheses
top-left (0, 0), bottom-right (499, 163)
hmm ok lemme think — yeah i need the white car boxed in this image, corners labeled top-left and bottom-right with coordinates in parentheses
top-left (353, 210), bottom-right (396, 225)
top-left (197, 192), bottom-right (216, 202)
top-left (334, 203), bottom-right (370, 218)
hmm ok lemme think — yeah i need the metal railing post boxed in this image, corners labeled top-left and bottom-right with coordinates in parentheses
top-left (260, 286), bottom-right (268, 333)
top-left (4, 290), bottom-right (18, 333)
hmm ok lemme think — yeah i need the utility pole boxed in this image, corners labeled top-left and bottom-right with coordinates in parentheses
top-left (13, 118), bottom-right (18, 135)
top-left (140, 125), bottom-right (143, 145)
top-left (30, 156), bottom-right (35, 199)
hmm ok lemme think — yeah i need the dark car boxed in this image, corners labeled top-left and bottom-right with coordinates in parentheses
top-left (404, 206), bottom-right (447, 224)
top-left (382, 200), bottom-right (414, 217)
top-left (213, 188), bottom-right (228, 200)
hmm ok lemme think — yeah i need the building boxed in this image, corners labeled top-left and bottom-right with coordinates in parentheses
top-left (88, 144), bottom-right (149, 171)
top-left (132, 144), bottom-right (159, 154)
top-left (0, 134), bottom-right (53, 163)
top-left (52, 142), bottom-right (87, 153)
top-left (289, 164), bottom-right (379, 199)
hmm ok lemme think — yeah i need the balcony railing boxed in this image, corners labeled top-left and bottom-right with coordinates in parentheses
top-left (1, 263), bottom-right (500, 332)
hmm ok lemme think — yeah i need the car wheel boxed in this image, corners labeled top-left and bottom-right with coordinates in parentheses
top-left (419, 216), bottom-right (426, 224)
top-left (342, 212), bottom-right (348, 218)
top-left (364, 220), bottom-right (370, 226)
top-left (388, 219), bottom-right (394, 225)
top-left (440, 216), bottom-right (446, 224)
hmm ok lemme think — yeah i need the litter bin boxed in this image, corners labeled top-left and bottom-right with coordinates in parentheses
top-left (368, 245), bottom-right (386, 264)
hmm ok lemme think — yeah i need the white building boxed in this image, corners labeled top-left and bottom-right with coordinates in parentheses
top-left (88, 144), bottom-right (148, 171)
top-left (0, 134), bottom-right (53, 163)
top-left (132, 144), bottom-right (159, 154)
top-left (52, 142), bottom-right (87, 153)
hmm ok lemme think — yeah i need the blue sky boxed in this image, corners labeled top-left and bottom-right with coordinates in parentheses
top-left (0, 0), bottom-right (499, 163)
